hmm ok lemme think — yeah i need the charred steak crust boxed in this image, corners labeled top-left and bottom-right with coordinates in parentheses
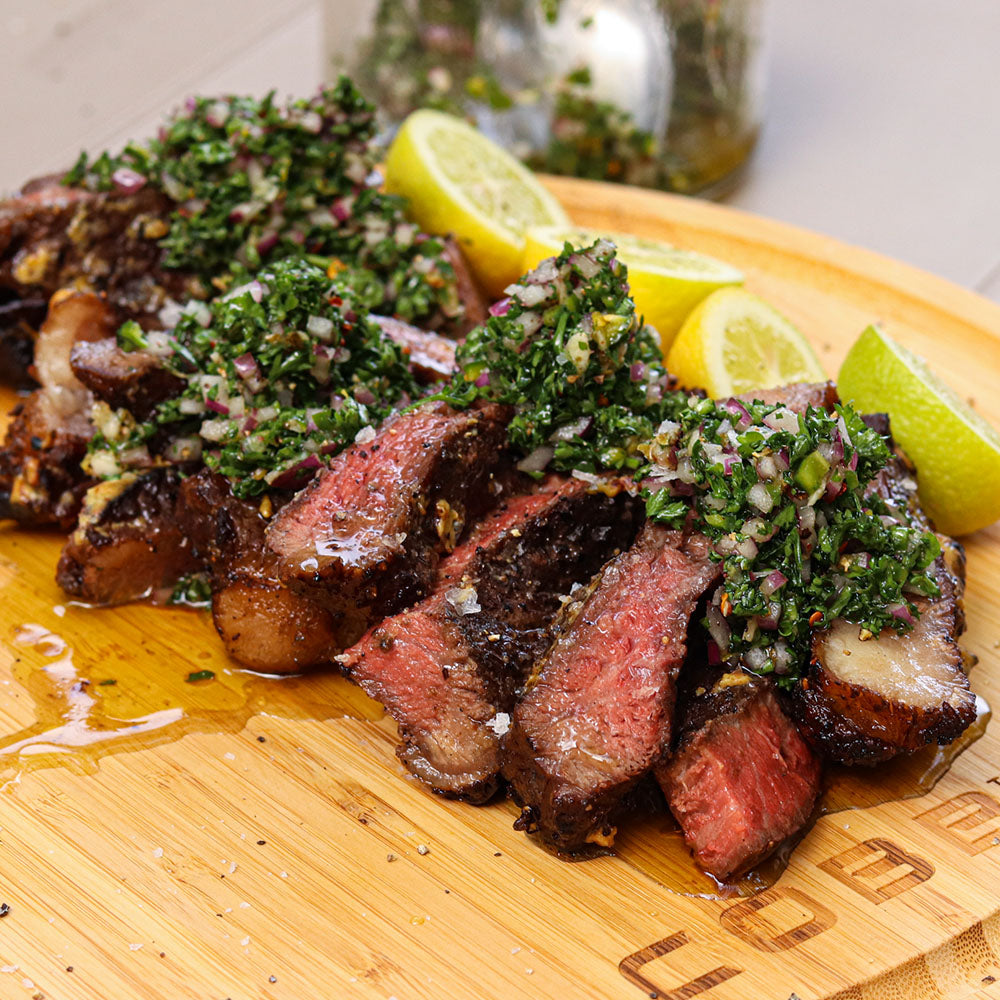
top-left (0, 176), bottom-right (196, 324)
top-left (370, 316), bottom-right (457, 385)
top-left (179, 471), bottom-right (343, 673)
top-left (783, 554), bottom-right (975, 766)
top-left (341, 479), bottom-right (644, 802)
top-left (737, 381), bottom-right (839, 414)
top-left (0, 297), bottom-right (46, 387)
top-left (266, 401), bottom-right (511, 634)
top-left (69, 338), bottom-right (185, 420)
top-left (657, 673), bottom-right (821, 879)
top-left (503, 525), bottom-right (719, 852)
top-left (56, 467), bottom-right (199, 605)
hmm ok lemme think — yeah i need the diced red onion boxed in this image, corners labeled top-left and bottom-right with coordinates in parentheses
top-left (330, 198), bottom-right (351, 223)
top-left (797, 505), bottom-right (816, 532)
top-left (270, 454), bottom-right (323, 490)
top-left (307, 315), bottom-right (334, 340)
top-left (756, 454), bottom-right (779, 481)
top-left (629, 362), bottom-right (646, 382)
top-left (199, 418), bottom-right (231, 442)
top-left (724, 398), bottom-right (752, 430)
top-left (747, 482), bottom-right (774, 513)
top-left (742, 517), bottom-right (776, 542)
top-left (888, 602), bottom-right (915, 626)
top-left (757, 601), bottom-right (783, 630)
top-left (824, 478), bottom-right (843, 503)
top-left (161, 172), bottom-right (188, 202)
top-left (354, 387), bottom-right (376, 406)
top-left (549, 416), bottom-right (593, 442)
top-left (242, 414), bottom-right (258, 432)
top-left (488, 297), bottom-right (511, 317)
top-left (721, 454), bottom-right (739, 475)
top-left (706, 640), bottom-right (722, 666)
top-left (204, 397), bottom-right (229, 416)
top-left (848, 450), bottom-right (859, 471)
top-left (763, 408), bottom-right (800, 434)
top-left (165, 436), bottom-right (202, 463)
top-left (744, 646), bottom-right (769, 671)
top-left (516, 445), bottom-right (554, 473)
top-left (706, 604), bottom-right (731, 654)
top-left (736, 537), bottom-right (759, 560)
top-left (514, 283), bottom-right (549, 308)
top-left (568, 252), bottom-right (602, 280)
top-left (233, 352), bottom-right (260, 381)
top-left (853, 552), bottom-right (871, 570)
top-left (528, 258), bottom-right (558, 284)
top-left (760, 570), bottom-right (788, 597)
top-left (256, 231), bottom-right (279, 256)
top-left (111, 167), bottom-right (147, 194)
top-left (474, 370), bottom-right (491, 388)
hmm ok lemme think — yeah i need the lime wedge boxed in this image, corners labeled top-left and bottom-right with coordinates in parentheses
top-left (524, 226), bottom-right (743, 352)
top-left (666, 287), bottom-right (826, 397)
top-left (384, 110), bottom-right (570, 296)
top-left (839, 325), bottom-right (1000, 535)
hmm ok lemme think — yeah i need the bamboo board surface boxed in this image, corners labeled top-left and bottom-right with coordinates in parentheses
top-left (1, 177), bottom-right (1000, 1000)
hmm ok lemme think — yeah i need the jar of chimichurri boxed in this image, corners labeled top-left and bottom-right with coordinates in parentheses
top-left (327, 0), bottom-right (767, 197)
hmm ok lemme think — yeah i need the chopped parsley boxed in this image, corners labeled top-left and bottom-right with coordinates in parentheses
top-left (85, 258), bottom-right (417, 498)
top-left (168, 572), bottom-right (213, 608)
top-left (440, 239), bottom-right (679, 473)
top-left (64, 79), bottom-right (464, 329)
top-left (440, 238), bottom-right (943, 682)
top-left (186, 670), bottom-right (215, 683)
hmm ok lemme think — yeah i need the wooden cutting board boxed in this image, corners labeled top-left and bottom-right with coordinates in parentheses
top-left (1, 177), bottom-right (999, 1000)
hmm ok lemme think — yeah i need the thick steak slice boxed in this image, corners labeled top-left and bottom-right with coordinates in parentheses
top-left (784, 560), bottom-right (975, 765)
top-left (0, 175), bottom-right (196, 325)
top-left (340, 478), bottom-right (643, 802)
top-left (70, 338), bottom-right (184, 420)
top-left (266, 401), bottom-right (509, 634)
top-left (737, 381), bottom-right (838, 414)
top-left (56, 467), bottom-right (199, 605)
top-left (657, 672), bottom-right (821, 879)
top-left (0, 291), bottom-right (119, 527)
top-left (0, 297), bottom-right (46, 387)
top-left (503, 525), bottom-right (718, 851)
top-left (180, 472), bottom-right (344, 673)
top-left (370, 315), bottom-right (457, 384)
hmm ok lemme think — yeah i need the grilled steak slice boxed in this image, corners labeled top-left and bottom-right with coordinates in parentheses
top-left (441, 236), bottom-right (488, 334)
top-left (657, 671), bottom-right (821, 879)
top-left (0, 291), bottom-right (119, 527)
top-left (784, 561), bottom-right (975, 766)
top-left (503, 525), bottom-right (718, 852)
top-left (180, 472), bottom-right (344, 673)
top-left (371, 315), bottom-right (457, 384)
top-left (266, 401), bottom-right (510, 635)
top-left (56, 467), bottom-right (199, 605)
top-left (737, 381), bottom-right (838, 414)
top-left (0, 297), bottom-right (46, 387)
top-left (69, 338), bottom-right (185, 420)
top-left (341, 478), bottom-right (643, 802)
top-left (0, 175), bottom-right (196, 327)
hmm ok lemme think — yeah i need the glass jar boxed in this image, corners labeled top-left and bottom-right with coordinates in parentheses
top-left (326, 0), bottom-right (766, 197)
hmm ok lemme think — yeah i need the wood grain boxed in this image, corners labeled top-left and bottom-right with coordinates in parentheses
top-left (0, 178), bottom-right (999, 1000)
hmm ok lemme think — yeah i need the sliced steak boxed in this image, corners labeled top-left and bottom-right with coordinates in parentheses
top-left (56, 467), bottom-right (199, 605)
top-left (180, 471), bottom-right (345, 674)
top-left (656, 670), bottom-right (821, 879)
top-left (0, 174), bottom-right (196, 326)
top-left (371, 315), bottom-right (457, 384)
top-left (0, 297), bottom-right (46, 387)
top-left (503, 525), bottom-right (718, 852)
top-left (69, 338), bottom-right (185, 420)
top-left (784, 559), bottom-right (975, 765)
top-left (737, 381), bottom-right (838, 414)
top-left (340, 478), bottom-right (643, 802)
top-left (441, 236), bottom-right (488, 334)
top-left (266, 400), bottom-right (510, 638)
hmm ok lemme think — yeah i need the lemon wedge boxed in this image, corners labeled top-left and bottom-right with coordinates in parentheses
top-left (524, 226), bottom-right (743, 352)
top-left (384, 110), bottom-right (570, 297)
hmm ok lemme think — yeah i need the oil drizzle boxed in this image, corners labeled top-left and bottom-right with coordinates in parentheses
top-left (1, 618), bottom-right (385, 780)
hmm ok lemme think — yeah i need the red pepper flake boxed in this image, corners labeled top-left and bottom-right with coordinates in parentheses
top-left (808, 611), bottom-right (823, 626)
top-left (720, 593), bottom-right (732, 617)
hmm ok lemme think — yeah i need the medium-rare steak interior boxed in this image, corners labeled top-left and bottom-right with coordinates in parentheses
top-left (658, 669), bottom-right (821, 879)
top-left (267, 400), bottom-right (511, 637)
top-left (504, 525), bottom-right (719, 852)
top-left (340, 477), bottom-right (643, 802)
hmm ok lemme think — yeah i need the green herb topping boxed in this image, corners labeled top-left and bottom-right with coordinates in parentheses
top-left (442, 238), bottom-right (942, 681)
top-left (64, 79), bottom-right (464, 329)
top-left (441, 239), bottom-right (679, 475)
top-left (85, 258), bottom-right (417, 498)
